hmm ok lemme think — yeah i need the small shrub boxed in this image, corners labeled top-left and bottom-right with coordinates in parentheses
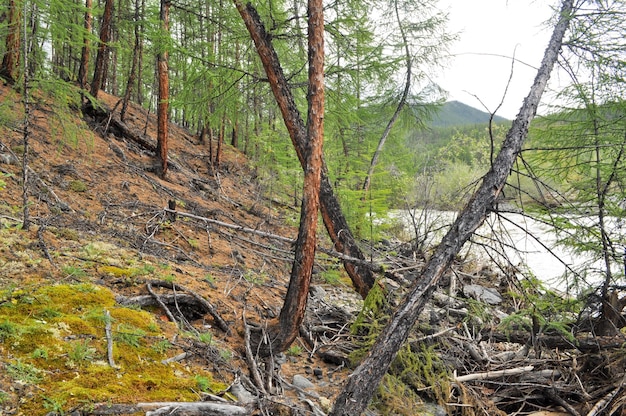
top-left (151, 339), bottom-right (171, 354)
top-left (287, 345), bottom-right (302, 356)
top-left (69, 180), bottom-right (87, 193)
top-left (6, 360), bottom-right (42, 384)
top-left (114, 324), bottom-right (145, 348)
top-left (67, 340), bottom-right (96, 366)
top-left (195, 375), bottom-right (211, 392)
top-left (32, 348), bottom-right (49, 359)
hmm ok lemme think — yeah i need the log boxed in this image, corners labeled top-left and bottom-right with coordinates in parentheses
top-left (140, 402), bottom-right (248, 416)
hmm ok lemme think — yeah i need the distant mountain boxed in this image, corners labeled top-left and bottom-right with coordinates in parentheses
top-left (428, 100), bottom-right (510, 127)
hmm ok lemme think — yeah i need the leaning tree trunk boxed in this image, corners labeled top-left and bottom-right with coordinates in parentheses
top-left (90, 0), bottom-right (114, 98)
top-left (362, 0), bottom-right (411, 195)
top-left (233, 0), bottom-right (376, 299)
top-left (330, 1), bottom-right (575, 414)
top-left (271, 0), bottom-right (325, 353)
top-left (155, 0), bottom-right (170, 178)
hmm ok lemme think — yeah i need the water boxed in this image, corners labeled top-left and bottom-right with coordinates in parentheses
top-left (389, 209), bottom-right (608, 291)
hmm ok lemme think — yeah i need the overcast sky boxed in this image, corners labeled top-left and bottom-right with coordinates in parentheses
top-left (436, 1), bottom-right (558, 119)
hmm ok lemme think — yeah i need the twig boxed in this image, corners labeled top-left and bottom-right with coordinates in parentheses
top-left (587, 378), bottom-right (625, 416)
top-left (146, 281), bottom-right (179, 325)
top-left (161, 352), bottom-right (188, 365)
top-left (545, 387), bottom-right (580, 416)
top-left (243, 313), bottom-right (267, 395)
top-left (104, 309), bottom-right (119, 369)
top-left (455, 365), bottom-right (534, 382)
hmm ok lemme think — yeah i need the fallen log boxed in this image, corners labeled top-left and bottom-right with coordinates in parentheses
top-left (140, 401), bottom-right (249, 416)
top-left (483, 330), bottom-right (626, 353)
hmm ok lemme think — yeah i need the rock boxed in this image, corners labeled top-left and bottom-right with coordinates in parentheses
top-left (292, 374), bottom-right (315, 389)
top-left (313, 367), bottom-right (323, 379)
top-left (463, 284), bottom-right (503, 305)
top-left (229, 379), bottom-right (255, 404)
top-left (0, 153), bottom-right (18, 165)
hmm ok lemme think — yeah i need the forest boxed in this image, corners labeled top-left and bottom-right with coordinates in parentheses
top-left (0, 0), bottom-right (626, 414)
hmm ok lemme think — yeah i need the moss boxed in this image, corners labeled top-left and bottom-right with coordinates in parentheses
top-left (0, 279), bottom-right (228, 414)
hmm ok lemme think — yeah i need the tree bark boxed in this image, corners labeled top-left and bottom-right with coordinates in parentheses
top-left (90, 0), bottom-right (114, 98)
top-left (330, 1), bottom-right (575, 414)
top-left (272, 0), bottom-right (324, 353)
top-left (233, 0), bottom-right (375, 299)
top-left (77, 0), bottom-right (92, 90)
top-left (155, 0), bottom-right (170, 178)
top-left (0, 0), bottom-right (21, 83)
top-left (120, 0), bottom-right (141, 122)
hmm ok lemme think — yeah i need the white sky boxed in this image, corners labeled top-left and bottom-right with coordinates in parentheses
top-left (436, 0), bottom-right (558, 119)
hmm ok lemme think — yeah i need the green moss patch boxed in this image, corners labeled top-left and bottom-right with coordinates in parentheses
top-left (0, 282), bottom-right (227, 414)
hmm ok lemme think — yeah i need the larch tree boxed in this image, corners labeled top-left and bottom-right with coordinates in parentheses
top-left (77, 0), bottom-right (92, 90)
top-left (265, 0), bottom-right (325, 353)
top-left (330, 0), bottom-right (575, 413)
top-left (1, 0), bottom-right (21, 83)
top-left (90, 0), bottom-right (114, 98)
top-left (155, 0), bottom-right (170, 178)
top-left (524, 0), bottom-right (626, 336)
top-left (120, 0), bottom-right (140, 121)
top-left (234, 0), bottom-right (376, 299)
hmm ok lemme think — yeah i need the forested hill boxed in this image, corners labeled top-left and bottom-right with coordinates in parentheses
top-left (428, 100), bottom-right (510, 127)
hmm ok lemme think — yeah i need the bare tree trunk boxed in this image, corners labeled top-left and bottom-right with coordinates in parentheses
top-left (21, 1), bottom-right (30, 231)
top-left (77, 0), bottom-right (92, 90)
top-left (1, 0), bottom-right (21, 83)
top-left (155, 0), bottom-right (170, 178)
top-left (120, 0), bottom-right (141, 122)
top-left (90, 0), bottom-right (114, 98)
top-left (233, 0), bottom-right (376, 298)
top-left (362, 0), bottom-right (410, 195)
top-left (271, 0), bottom-right (324, 353)
top-left (330, 1), bottom-right (575, 414)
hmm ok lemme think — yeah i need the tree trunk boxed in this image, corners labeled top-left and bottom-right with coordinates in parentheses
top-left (1, 0), bottom-right (21, 83)
top-left (330, 1), bottom-right (575, 414)
top-left (77, 0), bottom-right (92, 90)
top-left (271, 0), bottom-right (325, 353)
top-left (90, 0), bottom-right (114, 98)
top-left (120, 0), bottom-right (141, 122)
top-left (155, 0), bottom-right (170, 178)
top-left (362, 0), bottom-right (410, 195)
top-left (233, 0), bottom-right (376, 299)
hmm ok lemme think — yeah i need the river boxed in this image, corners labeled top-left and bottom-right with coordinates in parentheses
top-left (389, 209), bottom-right (612, 292)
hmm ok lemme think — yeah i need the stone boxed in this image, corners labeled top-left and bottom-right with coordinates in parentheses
top-left (463, 284), bottom-right (503, 305)
top-left (292, 374), bottom-right (315, 389)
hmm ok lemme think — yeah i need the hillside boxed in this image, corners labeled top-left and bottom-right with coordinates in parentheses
top-left (0, 83), bottom-right (365, 415)
top-left (428, 100), bottom-right (509, 127)
top-left (1, 83), bottom-right (625, 416)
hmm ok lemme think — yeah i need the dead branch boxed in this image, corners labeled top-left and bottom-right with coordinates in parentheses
top-left (163, 207), bottom-right (384, 273)
top-left (587, 376), bottom-right (626, 416)
top-left (243, 314), bottom-right (267, 395)
top-left (147, 280), bottom-right (230, 334)
top-left (454, 365), bottom-right (535, 382)
top-left (104, 309), bottom-right (119, 369)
